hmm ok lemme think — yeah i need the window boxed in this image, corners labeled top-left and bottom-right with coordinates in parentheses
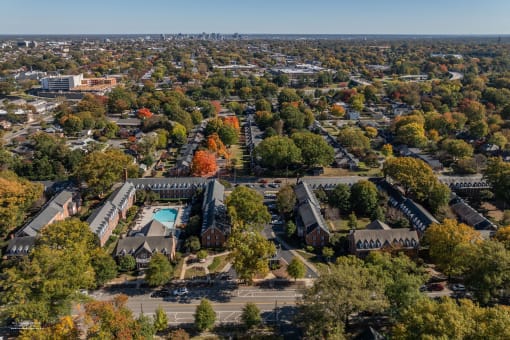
top-left (207, 236), bottom-right (210, 240)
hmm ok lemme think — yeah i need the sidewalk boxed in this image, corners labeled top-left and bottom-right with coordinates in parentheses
top-left (273, 233), bottom-right (319, 276)
top-left (179, 251), bottom-right (231, 280)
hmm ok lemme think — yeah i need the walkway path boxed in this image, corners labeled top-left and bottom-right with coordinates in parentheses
top-left (179, 251), bottom-right (231, 280)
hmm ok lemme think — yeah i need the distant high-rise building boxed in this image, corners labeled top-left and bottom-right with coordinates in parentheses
top-left (40, 74), bottom-right (84, 91)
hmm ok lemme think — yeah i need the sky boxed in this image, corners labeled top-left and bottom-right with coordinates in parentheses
top-left (1, 0), bottom-right (510, 35)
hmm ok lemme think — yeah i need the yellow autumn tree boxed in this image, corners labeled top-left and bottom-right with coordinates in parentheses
top-left (425, 219), bottom-right (482, 275)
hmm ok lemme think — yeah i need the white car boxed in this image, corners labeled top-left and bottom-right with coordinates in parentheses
top-left (451, 284), bottom-right (466, 291)
top-left (173, 287), bottom-right (189, 296)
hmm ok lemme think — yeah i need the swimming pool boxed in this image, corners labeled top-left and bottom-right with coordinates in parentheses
top-left (153, 208), bottom-right (178, 229)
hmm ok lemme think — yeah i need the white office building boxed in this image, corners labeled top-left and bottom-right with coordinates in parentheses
top-left (40, 74), bottom-right (83, 91)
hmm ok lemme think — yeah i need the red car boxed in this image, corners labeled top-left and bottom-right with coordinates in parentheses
top-left (428, 283), bottom-right (445, 291)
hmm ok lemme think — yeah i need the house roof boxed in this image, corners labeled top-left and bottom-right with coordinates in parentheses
top-left (87, 201), bottom-right (118, 237)
top-left (6, 236), bottom-right (36, 256)
top-left (127, 177), bottom-right (207, 190)
top-left (351, 229), bottom-right (419, 251)
top-left (17, 190), bottom-right (73, 237)
top-left (138, 219), bottom-right (170, 237)
top-left (450, 196), bottom-right (497, 231)
top-left (115, 235), bottom-right (175, 257)
top-left (109, 182), bottom-right (136, 210)
top-left (201, 180), bottom-right (229, 236)
top-left (295, 182), bottom-right (330, 236)
top-left (366, 220), bottom-right (391, 230)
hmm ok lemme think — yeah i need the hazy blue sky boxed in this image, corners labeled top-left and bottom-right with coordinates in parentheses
top-left (2, 0), bottom-right (510, 35)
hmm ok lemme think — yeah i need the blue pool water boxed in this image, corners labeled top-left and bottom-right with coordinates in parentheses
top-left (153, 208), bottom-right (178, 229)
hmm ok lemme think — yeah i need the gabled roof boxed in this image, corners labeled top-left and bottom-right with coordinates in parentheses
top-left (87, 201), bottom-right (118, 237)
top-left (366, 220), bottom-right (391, 230)
top-left (295, 181), bottom-right (330, 236)
top-left (139, 219), bottom-right (169, 237)
top-left (351, 229), bottom-right (419, 251)
top-left (6, 236), bottom-right (36, 256)
top-left (109, 182), bottom-right (136, 210)
top-left (127, 177), bottom-right (207, 190)
top-left (17, 190), bottom-right (73, 237)
top-left (115, 235), bottom-right (175, 257)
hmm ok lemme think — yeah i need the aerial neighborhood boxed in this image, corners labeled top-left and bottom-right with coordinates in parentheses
top-left (1, 27), bottom-right (510, 339)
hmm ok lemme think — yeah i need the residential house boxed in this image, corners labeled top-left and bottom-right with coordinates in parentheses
top-left (398, 146), bottom-right (443, 171)
top-left (201, 180), bottom-right (229, 247)
top-left (348, 219), bottom-right (420, 257)
top-left (128, 177), bottom-right (207, 199)
top-left (294, 182), bottom-right (330, 247)
top-left (87, 182), bottom-right (136, 246)
top-left (6, 190), bottom-right (80, 256)
top-left (115, 219), bottom-right (176, 269)
top-left (450, 194), bottom-right (497, 231)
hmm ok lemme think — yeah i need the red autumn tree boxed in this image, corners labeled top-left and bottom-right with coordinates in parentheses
top-left (211, 100), bottom-right (222, 115)
top-left (191, 150), bottom-right (218, 177)
top-left (137, 107), bottom-right (153, 119)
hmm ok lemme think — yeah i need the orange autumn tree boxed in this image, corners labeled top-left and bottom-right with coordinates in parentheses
top-left (192, 150), bottom-right (218, 177)
top-left (137, 107), bottom-right (153, 119)
top-left (207, 133), bottom-right (229, 159)
top-left (330, 104), bottom-right (346, 117)
top-left (222, 116), bottom-right (240, 131)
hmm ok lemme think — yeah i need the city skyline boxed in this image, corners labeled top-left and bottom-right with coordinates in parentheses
top-left (1, 0), bottom-right (510, 35)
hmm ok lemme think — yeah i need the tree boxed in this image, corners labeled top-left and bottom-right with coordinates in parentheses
top-left (191, 150), bottom-right (217, 177)
top-left (484, 157), bottom-right (510, 203)
top-left (0, 219), bottom-right (97, 323)
top-left (118, 255), bottom-right (136, 272)
top-left (469, 119), bottom-right (489, 138)
top-left (280, 105), bottom-right (305, 130)
top-left (228, 231), bottom-right (276, 283)
top-left (489, 132), bottom-right (508, 149)
top-left (322, 247), bottom-right (334, 262)
top-left (137, 107), bottom-right (153, 119)
top-left (350, 180), bottom-right (378, 216)
top-left (396, 122), bottom-right (427, 147)
top-left (218, 124), bottom-right (238, 146)
top-left (241, 302), bottom-right (262, 329)
top-left (329, 184), bottom-right (351, 214)
top-left (154, 306), bottom-right (168, 332)
top-left (287, 257), bottom-right (306, 281)
top-left (171, 122), bottom-right (187, 145)
top-left (348, 211), bottom-right (358, 230)
top-left (196, 249), bottom-right (208, 261)
top-left (441, 138), bottom-right (474, 159)
top-left (393, 298), bottom-right (510, 340)
top-left (91, 249), bottom-right (118, 287)
top-left (286, 221), bottom-right (297, 238)
top-left (424, 219), bottom-right (481, 275)
top-left (254, 136), bottom-right (302, 170)
top-left (185, 236), bottom-right (201, 252)
top-left (138, 313), bottom-right (156, 339)
top-left (167, 329), bottom-right (190, 340)
top-left (77, 149), bottom-right (138, 197)
top-left (18, 316), bottom-right (79, 339)
top-left (145, 253), bottom-right (173, 287)
top-left (349, 93), bottom-right (365, 112)
top-left (84, 295), bottom-right (141, 339)
top-left (278, 88), bottom-right (300, 105)
top-left (291, 131), bottom-right (335, 167)
top-left (226, 186), bottom-right (271, 230)
top-left (0, 170), bottom-right (43, 236)
top-left (296, 257), bottom-right (388, 339)
top-left (194, 299), bottom-right (216, 332)
top-left (276, 184), bottom-right (297, 215)
top-left (337, 127), bottom-right (370, 151)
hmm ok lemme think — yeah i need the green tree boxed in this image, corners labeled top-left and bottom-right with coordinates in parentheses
top-left (276, 184), bottom-right (297, 215)
top-left (154, 306), bottom-right (168, 332)
top-left (226, 186), bottom-right (271, 230)
top-left (349, 93), bottom-right (365, 112)
top-left (278, 88), bottom-right (300, 105)
top-left (171, 122), bottom-right (187, 145)
top-left (91, 249), bottom-right (118, 287)
top-left (254, 135), bottom-right (302, 170)
top-left (145, 253), bottom-right (173, 287)
top-left (218, 124), bottom-right (238, 146)
top-left (396, 122), bottom-right (427, 147)
top-left (241, 302), bottom-right (262, 329)
top-left (194, 299), bottom-right (216, 332)
top-left (228, 231), bottom-right (276, 283)
top-left (287, 257), bottom-right (306, 281)
top-left (350, 180), bottom-right (378, 216)
top-left (185, 236), bottom-right (201, 252)
top-left (0, 219), bottom-right (97, 323)
top-left (441, 138), bottom-right (474, 159)
top-left (469, 119), bottom-right (489, 138)
top-left (337, 127), bottom-right (370, 151)
top-left (329, 184), bottom-right (351, 214)
top-left (297, 256), bottom-right (388, 339)
top-left (286, 220), bottom-right (297, 238)
top-left (291, 131), bottom-right (335, 167)
top-left (76, 149), bottom-right (138, 197)
top-left (138, 313), bottom-right (156, 339)
top-left (196, 249), bottom-right (208, 261)
top-left (118, 255), bottom-right (136, 272)
top-left (348, 211), bottom-right (358, 230)
top-left (484, 157), bottom-right (510, 203)
top-left (280, 105), bottom-right (305, 130)
top-left (322, 247), bottom-right (334, 262)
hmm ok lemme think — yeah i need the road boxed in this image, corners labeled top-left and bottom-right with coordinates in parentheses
top-left (92, 285), bottom-right (300, 324)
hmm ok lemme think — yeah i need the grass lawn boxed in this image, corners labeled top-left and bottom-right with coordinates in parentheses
top-left (207, 254), bottom-right (230, 273)
top-left (329, 217), bottom-right (371, 233)
top-left (184, 266), bottom-right (206, 279)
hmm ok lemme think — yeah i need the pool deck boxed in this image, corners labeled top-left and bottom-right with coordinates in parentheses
top-left (132, 204), bottom-right (190, 233)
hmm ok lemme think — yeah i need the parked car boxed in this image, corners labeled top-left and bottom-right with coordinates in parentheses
top-left (419, 285), bottom-right (428, 292)
top-left (173, 287), bottom-right (189, 296)
top-left (428, 283), bottom-right (445, 291)
top-left (451, 284), bottom-right (466, 291)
